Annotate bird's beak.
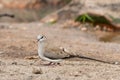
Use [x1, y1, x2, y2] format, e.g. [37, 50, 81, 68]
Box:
[37, 39, 40, 42]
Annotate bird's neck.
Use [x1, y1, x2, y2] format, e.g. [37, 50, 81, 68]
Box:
[38, 42, 45, 57]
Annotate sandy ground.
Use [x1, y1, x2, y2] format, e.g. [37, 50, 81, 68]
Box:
[0, 22, 120, 80]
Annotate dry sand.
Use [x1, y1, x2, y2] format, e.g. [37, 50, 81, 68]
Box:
[0, 22, 120, 80]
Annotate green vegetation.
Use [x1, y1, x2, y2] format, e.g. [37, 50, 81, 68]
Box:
[76, 13, 120, 25]
[75, 13, 94, 23]
[75, 13, 114, 26]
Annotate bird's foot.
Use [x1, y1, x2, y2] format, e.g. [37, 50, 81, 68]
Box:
[45, 62, 61, 66]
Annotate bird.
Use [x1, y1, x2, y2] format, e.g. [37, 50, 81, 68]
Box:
[37, 34, 68, 65]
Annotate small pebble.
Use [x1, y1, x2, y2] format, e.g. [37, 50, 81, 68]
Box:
[103, 26, 107, 31]
[94, 25, 101, 30]
[11, 62, 17, 65]
[32, 67, 43, 74]
[81, 27, 87, 31]
[114, 62, 119, 65]
[55, 77, 61, 80]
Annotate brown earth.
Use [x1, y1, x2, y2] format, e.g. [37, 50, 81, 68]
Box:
[0, 22, 120, 80]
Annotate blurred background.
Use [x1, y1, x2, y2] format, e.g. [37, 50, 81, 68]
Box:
[0, 0, 71, 22]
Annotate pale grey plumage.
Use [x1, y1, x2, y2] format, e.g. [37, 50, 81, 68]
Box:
[37, 35, 63, 63]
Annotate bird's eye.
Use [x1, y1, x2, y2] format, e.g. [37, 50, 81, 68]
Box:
[40, 36, 44, 39]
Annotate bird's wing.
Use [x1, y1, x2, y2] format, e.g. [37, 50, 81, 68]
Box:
[44, 46, 70, 59]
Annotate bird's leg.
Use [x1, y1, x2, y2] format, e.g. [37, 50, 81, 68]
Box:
[48, 62, 53, 65]
[46, 62, 61, 66]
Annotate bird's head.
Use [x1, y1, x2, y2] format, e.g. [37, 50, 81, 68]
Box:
[37, 35, 46, 42]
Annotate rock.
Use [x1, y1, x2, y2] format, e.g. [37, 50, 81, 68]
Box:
[11, 62, 17, 65]
[32, 67, 43, 74]
[94, 25, 101, 30]
[81, 27, 87, 31]
[0, 0, 68, 9]
[55, 77, 61, 80]
[114, 62, 119, 65]
[103, 26, 107, 31]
